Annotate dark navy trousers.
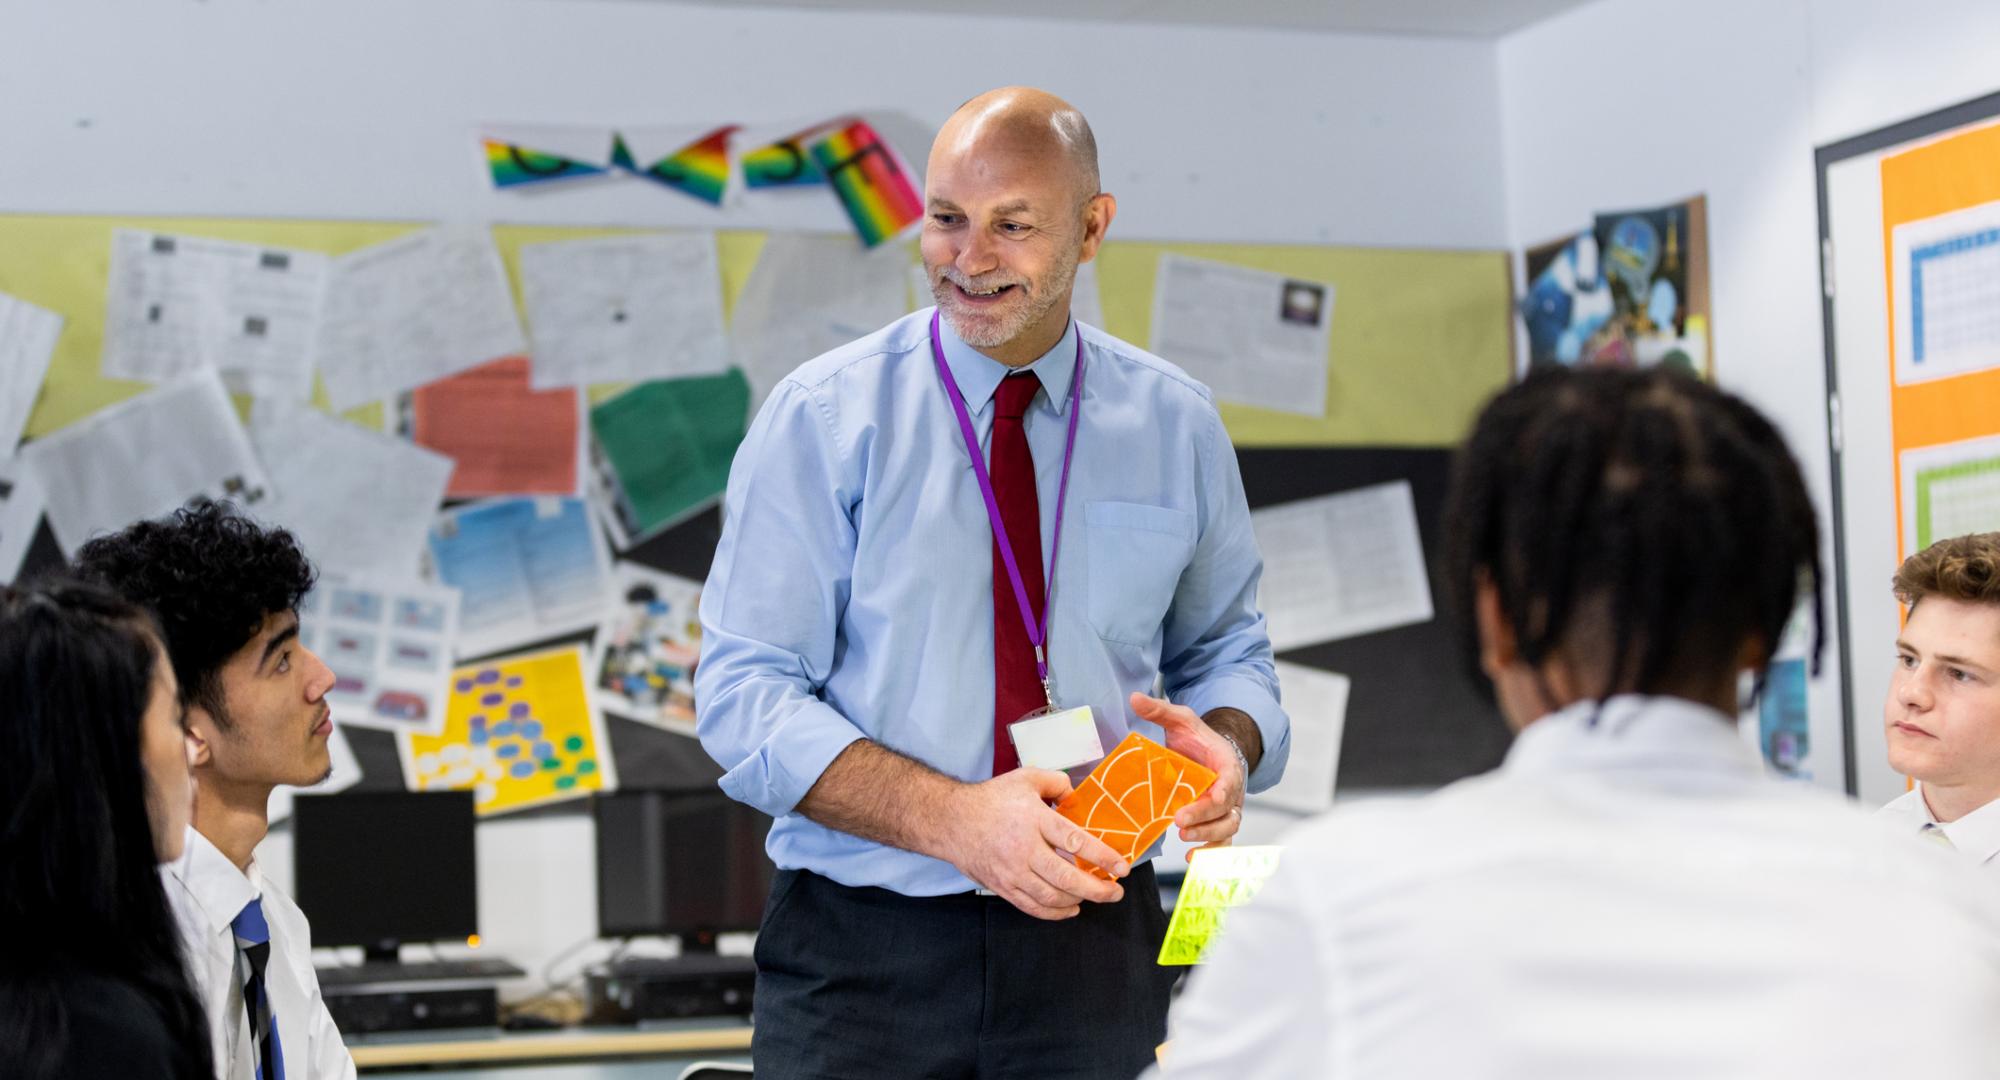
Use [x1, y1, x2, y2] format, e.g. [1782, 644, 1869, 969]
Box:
[751, 862, 1178, 1080]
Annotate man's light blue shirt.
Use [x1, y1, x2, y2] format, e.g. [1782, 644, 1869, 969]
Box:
[696, 307, 1290, 896]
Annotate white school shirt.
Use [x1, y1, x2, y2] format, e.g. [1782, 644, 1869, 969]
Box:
[1153, 695, 2000, 1080]
[162, 826, 356, 1080]
[1879, 785, 2000, 866]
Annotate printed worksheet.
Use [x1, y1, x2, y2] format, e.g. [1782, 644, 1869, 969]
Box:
[1151, 253, 1334, 417]
[102, 230, 329, 399]
[315, 225, 526, 411]
[518, 232, 730, 387]
[426, 495, 613, 659]
[1249, 480, 1433, 650]
[249, 399, 454, 578]
[21, 370, 272, 556]
[0, 291, 62, 454]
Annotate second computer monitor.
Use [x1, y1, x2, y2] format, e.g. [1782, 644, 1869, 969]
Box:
[594, 789, 774, 950]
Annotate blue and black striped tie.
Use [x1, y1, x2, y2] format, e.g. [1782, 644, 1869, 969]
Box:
[232, 898, 286, 1080]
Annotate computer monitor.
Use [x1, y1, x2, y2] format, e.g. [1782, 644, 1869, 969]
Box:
[293, 790, 479, 963]
[594, 789, 774, 951]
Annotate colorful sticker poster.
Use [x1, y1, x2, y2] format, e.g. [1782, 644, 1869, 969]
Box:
[1519, 232, 1613, 370]
[1758, 658, 1811, 781]
[612, 125, 738, 206]
[1585, 198, 1711, 377]
[426, 495, 614, 660]
[1898, 432, 2000, 555]
[740, 120, 838, 189]
[399, 645, 617, 817]
[587, 371, 749, 549]
[589, 562, 703, 735]
[298, 572, 461, 736]
[399, 356, 582, 498]
[1157, 846, 1285, 966]
[478, 125, 613, 190]
[1889, 198, 2000, 387]
[808, 119, 925, 248]
[484, 139, 610, 188]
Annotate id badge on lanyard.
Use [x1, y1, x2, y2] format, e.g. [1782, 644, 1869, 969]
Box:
[930, 311, 1098, 771]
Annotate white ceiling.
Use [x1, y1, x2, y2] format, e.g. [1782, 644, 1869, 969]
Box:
[657, 0, 1601, 38]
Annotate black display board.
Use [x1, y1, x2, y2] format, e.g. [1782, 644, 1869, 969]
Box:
[1236, 447, 1509, 793]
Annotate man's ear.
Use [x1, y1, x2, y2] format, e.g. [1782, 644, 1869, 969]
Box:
[1078, 192, 1117, 263]
[184, 707, 216, 769]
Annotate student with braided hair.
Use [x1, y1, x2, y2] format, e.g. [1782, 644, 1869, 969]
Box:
[1151, 367, 2000, 1080]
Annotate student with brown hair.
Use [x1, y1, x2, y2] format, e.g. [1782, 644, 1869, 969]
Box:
[1881, 531, 2000, 865]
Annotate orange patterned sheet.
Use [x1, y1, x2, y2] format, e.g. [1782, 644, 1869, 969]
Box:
[1055, 732, 1217, 880]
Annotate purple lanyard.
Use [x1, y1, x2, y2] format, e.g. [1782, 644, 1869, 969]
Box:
[929, 310, 1083, 709]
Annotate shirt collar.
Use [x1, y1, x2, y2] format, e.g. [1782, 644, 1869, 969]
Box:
[932, 307, 1080, 420]
[1915, 785, 2000, 864]
[1502, 694, 1763, 781]
[166, 825, 262, 938]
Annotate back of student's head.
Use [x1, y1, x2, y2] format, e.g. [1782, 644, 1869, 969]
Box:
[0, 578, 211, 1079]
[1444, 366, 1822, 702]
[1894, 532, 2000, 612]
[74, 496, 315, 724]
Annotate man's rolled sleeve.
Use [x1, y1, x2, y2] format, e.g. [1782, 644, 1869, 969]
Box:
[1177, 673, 1290, 794]
[696, 377, 865, 817]
[1161, 404, 1291, 795]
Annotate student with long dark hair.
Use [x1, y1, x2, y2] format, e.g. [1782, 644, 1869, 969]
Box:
[0, 578, 212, 1080]
[1153, 367, 2000, 1078]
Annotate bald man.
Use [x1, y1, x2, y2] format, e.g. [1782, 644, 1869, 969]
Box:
[697, 88, 1290, 1079]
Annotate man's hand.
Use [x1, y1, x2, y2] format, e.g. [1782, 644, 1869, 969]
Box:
[1130, 692, 1245, 848]
[943, 768, 1130, 921]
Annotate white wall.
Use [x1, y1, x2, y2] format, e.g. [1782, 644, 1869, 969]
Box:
[0, 0, 1508, 248]
[1498, 0, 2000, 801]
[0, 0, 1512, 990]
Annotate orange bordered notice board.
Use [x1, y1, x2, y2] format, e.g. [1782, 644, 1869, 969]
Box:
[1056, 732, 1216, 880]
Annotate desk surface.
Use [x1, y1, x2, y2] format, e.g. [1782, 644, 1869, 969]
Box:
[350, 1023, 752, 1069]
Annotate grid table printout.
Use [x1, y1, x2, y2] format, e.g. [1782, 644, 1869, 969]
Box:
[1901, 433, 2000, 554]
[1892, 199, 2000, 385]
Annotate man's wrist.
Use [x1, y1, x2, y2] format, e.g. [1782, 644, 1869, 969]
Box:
[1218, 730, 1251, 788]
[1202, 706, 1263, 776]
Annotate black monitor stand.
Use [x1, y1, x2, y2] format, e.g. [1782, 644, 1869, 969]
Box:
[363, 941, 401, 965]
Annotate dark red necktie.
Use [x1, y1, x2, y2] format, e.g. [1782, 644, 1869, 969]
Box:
[990, 372, 1046, 776]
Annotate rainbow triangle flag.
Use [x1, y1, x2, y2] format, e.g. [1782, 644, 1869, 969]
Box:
[483, 139, 608, 188]
[741, 123, 835, 188]
[613, 125, 737, 205]
[808, 120, 924, 248]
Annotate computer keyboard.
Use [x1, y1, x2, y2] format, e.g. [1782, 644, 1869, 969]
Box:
[316, 957, 525, 988]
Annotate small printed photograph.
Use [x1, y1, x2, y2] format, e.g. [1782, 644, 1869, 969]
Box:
[324, 627, 376, 671]
[1279, 280, 1326, 327]
[396, 596, 449, 632]
[590, 563, 704, 734]
[387, 638, 442, 671]
[333, 588, 384, 622]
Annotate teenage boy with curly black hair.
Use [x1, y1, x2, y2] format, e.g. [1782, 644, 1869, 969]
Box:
[76, 498, 355, 1080]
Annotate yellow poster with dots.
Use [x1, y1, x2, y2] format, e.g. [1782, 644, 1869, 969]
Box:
[397, 644, 617, 816]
